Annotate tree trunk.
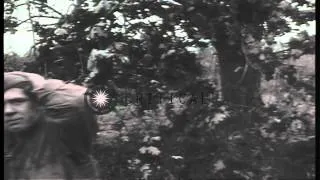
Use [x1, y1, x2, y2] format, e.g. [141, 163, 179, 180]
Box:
[215, 41, 262, 125]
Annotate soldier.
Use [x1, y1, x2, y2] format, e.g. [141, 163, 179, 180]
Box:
[4, 72, 100, 179]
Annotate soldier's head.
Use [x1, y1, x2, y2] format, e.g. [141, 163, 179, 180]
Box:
[4, 74, 41, 133]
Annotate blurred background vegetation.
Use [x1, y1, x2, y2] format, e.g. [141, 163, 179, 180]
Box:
[4, 0, 315, 179]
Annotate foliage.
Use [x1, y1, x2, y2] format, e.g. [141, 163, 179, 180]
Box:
[4, 53, 25, 72]
[4, 0, 315, 179]
[4, 53, 39, 72]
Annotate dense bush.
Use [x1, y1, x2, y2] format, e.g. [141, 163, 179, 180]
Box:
[4, 0, 315, 179]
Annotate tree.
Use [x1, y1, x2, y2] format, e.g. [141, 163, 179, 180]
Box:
[5, 0, 315, 105]
[4, 0, 315, 179]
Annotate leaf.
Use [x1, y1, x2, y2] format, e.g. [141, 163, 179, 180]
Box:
[94, 0, 117, 13]
[259, 54, 266, 60]
[261, 93, 277, 107]
[167, 49, 176, 55]
[234, 66, 242, 72]
[233, 170, 250, 180]
[187, 6, 195, 12]
[54, 28, 68, 36]
[147, 146, 161, 155]
[278, 1, 291, 10]
[171, 155, 183, 160]
[248, 47, 260, 55]
[143, 135, 150, 142]
[139, 146, 161, 156]
[140, 163, 150, 171]
[120, 56, 129, 63]
[161, 5, 170, 9]
[211, 113, 228, 124]
[150, 136, 161, 141]
[150, 80, 160, 84]
[139, 146, 147, 154]
[158, 0, 183, 6]
[121, 135, 129, 142]
[214, 160, 226, 172]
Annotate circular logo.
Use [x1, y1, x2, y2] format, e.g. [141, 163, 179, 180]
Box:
[84, 85, 112, 114]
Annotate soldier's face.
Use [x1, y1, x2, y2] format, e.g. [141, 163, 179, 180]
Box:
[4, 88, 39, 132]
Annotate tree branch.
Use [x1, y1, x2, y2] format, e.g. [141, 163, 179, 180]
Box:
[273, 48, 291, 54]
[4, 54, 9, 62]
[30, 15, 62, 19]
[16, 18, 32, 26]
[41, 23, 60, 26]
[15, 3, 28, 8]
[17, 15, 60, 26]
[27, 2, 36, 57]
[29, 0, 64, 17]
